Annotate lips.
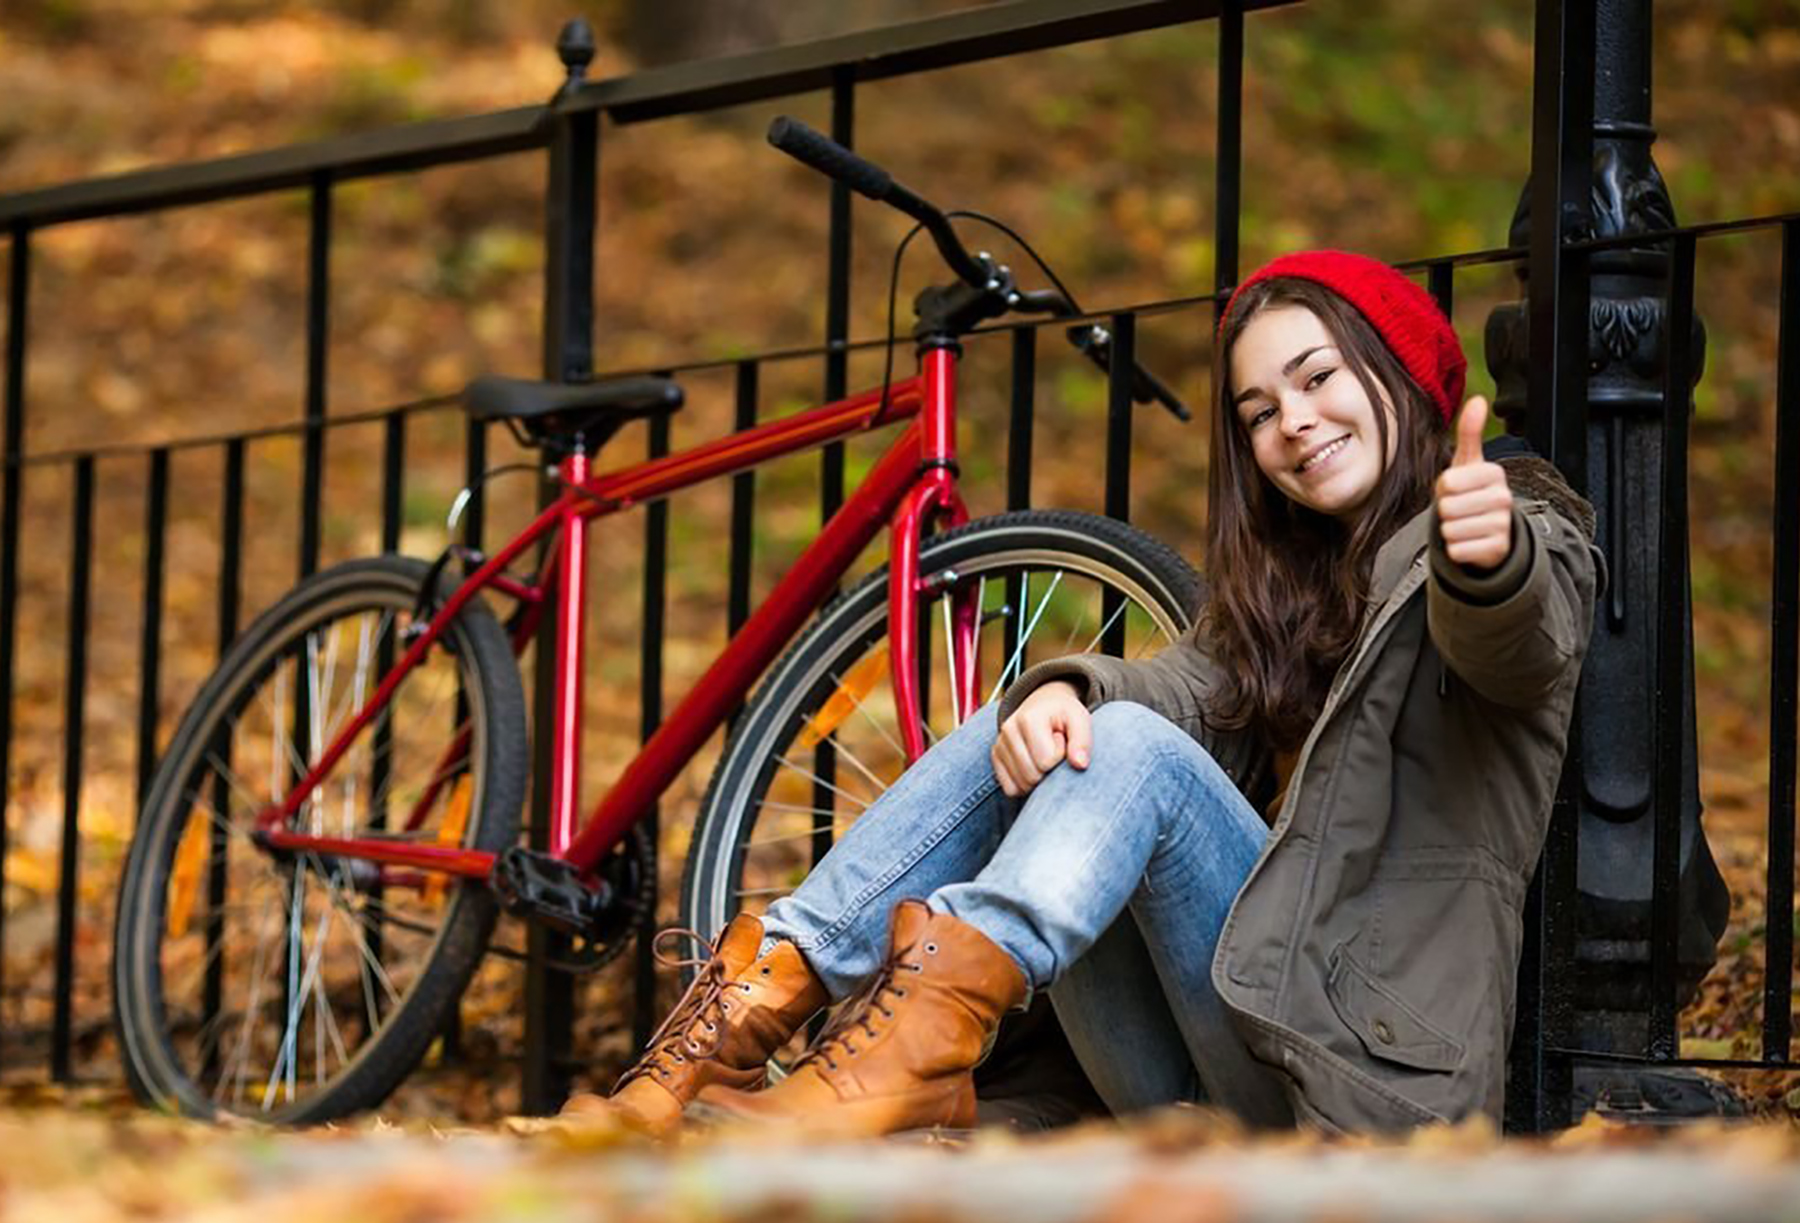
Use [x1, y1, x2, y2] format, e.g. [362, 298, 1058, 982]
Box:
[1295, 434, 1350, 474]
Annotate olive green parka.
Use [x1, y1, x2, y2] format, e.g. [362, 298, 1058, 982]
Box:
[998, 452, 1601, 1131]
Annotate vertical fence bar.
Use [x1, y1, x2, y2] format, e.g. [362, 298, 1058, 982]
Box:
[464, 420, 488, 547]
[300, 173, 331, 580]
[288, 172, 331, 1036]
[1003, 327, 1037, 676]
[51, 455, 94, 1081]
[1214, 0, 1243, 304]
[525, 60, 597, 1113]
[203, 438, 246, 1063]
[0, 227, 29, 1062]
[1103, 313, 1135, 659]
[1765, 221, 1800, 1063]
[1008, 328, 1036, 512]
[381, 413, 405, 554]
[1507, 0, 1595, 1133]
[635, 411, 671, 1052]
[366, 414, 405, 998]
[1649, 232, 1697, 1060]
[810, 71, 857, 873]
[136, 448, 169, 807]
[1428, 261, 1455, 321]
[451, 415, 483, 1061]
[729, 361, 758, 638]
[821, 69, 855, 522]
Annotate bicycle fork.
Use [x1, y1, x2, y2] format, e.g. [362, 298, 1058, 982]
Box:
[887, 346, 980, 762]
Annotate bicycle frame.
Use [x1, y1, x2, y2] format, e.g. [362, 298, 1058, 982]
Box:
[257, 347, 986, 886]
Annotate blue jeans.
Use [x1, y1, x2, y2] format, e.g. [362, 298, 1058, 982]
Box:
[760, 700, 1293, 1127]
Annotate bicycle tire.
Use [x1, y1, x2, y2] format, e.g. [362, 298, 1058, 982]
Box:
[113, 556, 527, 1123]
[681, 509, 1203, 944]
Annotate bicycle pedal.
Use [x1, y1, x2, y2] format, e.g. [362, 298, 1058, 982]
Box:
[491, 846, 608, 936]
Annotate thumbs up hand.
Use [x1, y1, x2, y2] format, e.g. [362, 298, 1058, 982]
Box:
[1435, 396, 1514, 570]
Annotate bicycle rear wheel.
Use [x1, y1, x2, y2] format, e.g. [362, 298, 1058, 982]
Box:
[682, 509, 1202, 942]
[113, 557, 527, 1123]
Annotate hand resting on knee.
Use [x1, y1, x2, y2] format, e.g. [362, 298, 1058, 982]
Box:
[991, 680, 1092, 797]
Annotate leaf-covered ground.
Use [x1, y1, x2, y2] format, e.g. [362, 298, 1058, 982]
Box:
[2, 0, 1799, 1129]
[7, 1088, 1800, 1223]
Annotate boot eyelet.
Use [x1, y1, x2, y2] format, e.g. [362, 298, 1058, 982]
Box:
[924, 942, 939, 954]
[741, 983, 753, 992]
[704, 1021, 717, 1032]
[721, 1000, 732, 1013]
[894, 988, 908, 997]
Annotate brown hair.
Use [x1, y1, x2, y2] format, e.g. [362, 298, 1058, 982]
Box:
[1203, 278, 1450, 751]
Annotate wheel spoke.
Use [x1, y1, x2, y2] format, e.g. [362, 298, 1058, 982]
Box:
[987, 570, 1064, 706]
[1078, 596, 1132, 658]
[822, 733, 896, 799]
[771, 754, 872, 811]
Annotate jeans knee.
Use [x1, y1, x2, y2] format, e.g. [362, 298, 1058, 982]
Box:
[1089, 702, 1195, 758]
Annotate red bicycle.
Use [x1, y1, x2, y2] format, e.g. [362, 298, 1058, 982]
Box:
[112, 119, 1203, 1122]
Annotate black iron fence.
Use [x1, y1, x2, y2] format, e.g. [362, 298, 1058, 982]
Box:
[0, 0, 1795, 1128]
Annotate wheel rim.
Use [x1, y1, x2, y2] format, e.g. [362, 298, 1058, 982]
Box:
[708, 538, 1190, 937]
[129, 585, 493, 1118]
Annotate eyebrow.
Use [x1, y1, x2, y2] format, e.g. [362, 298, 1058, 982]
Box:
[1232, 345, 1332, 408]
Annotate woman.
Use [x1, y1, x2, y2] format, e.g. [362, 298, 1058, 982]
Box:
[571, 250, 1600, 1136]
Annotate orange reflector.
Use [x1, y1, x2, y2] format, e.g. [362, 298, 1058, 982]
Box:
[167, 814, 210, 940]
[424, 776, 473, 907]
[798, 644, 889, 749]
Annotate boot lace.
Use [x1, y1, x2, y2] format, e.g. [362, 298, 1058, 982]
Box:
[614, 928, 745, 1090]
[795, 950, 923, 1074]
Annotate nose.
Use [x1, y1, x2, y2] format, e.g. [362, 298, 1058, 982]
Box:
[1276, 393, 1317, 439]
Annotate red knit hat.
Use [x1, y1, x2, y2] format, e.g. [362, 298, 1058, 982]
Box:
[1221, 250, 1466, 424]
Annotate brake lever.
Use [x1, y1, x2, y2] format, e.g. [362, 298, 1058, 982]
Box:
[1066, 323, 1193, 422]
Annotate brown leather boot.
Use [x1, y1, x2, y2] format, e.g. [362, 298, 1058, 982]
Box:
[694, 899, 1027, 1137]
[561, 914, 826, 1136]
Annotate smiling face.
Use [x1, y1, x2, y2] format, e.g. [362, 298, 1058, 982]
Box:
[1228, 305, 1398, 521]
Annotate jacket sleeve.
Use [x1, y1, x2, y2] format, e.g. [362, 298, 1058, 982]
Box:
[995, 623, 1269, 791]
[1426, 486, 1600, 708]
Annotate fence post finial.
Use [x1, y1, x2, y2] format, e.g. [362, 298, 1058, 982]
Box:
[557, 18, 597, 94]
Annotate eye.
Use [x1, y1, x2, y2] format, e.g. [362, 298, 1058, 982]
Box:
[1244, 404, 1276, 429]
[1304, 367, 1334, 391]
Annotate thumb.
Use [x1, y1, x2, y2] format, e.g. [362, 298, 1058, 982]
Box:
[1453, 396, 1488, 467]
[1064, 704, 1092, 769]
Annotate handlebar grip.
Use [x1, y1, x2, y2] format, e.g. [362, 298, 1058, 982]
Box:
[768, 116, 894, 203]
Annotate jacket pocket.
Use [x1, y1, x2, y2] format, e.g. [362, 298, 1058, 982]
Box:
[1325, 944, 1466, 1073]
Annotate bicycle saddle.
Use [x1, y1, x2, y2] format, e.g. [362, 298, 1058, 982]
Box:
[463, 374, 683, 446]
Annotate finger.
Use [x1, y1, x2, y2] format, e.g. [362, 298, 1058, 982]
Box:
[1001, 722, 1045, 789]
[1439, 510, 1516, 543]
[1436, 485, 1513, 523]
[992, 753, 1020, 797]
[1435, 460, 1506, 497]
[1025, 718, 1067, 774]
[1064, 705, 1092, 769]
[1453, 396, 1489, 467]
[1446, 536, 1510, 569]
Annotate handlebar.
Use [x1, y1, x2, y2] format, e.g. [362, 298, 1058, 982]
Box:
[768, 116, 992, 290]
[767, 116, 1189, 422]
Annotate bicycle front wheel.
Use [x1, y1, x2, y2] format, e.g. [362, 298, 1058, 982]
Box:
[682, 509, 1203, 941]
[113, 556, 528, 1123]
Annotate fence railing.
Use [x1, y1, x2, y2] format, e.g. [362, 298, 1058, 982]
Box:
[0, 0, 1290, 1115]
[1, 0, 1796, 1129]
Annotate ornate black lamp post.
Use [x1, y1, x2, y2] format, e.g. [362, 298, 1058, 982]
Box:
[1486, 0, 1733, 1112]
